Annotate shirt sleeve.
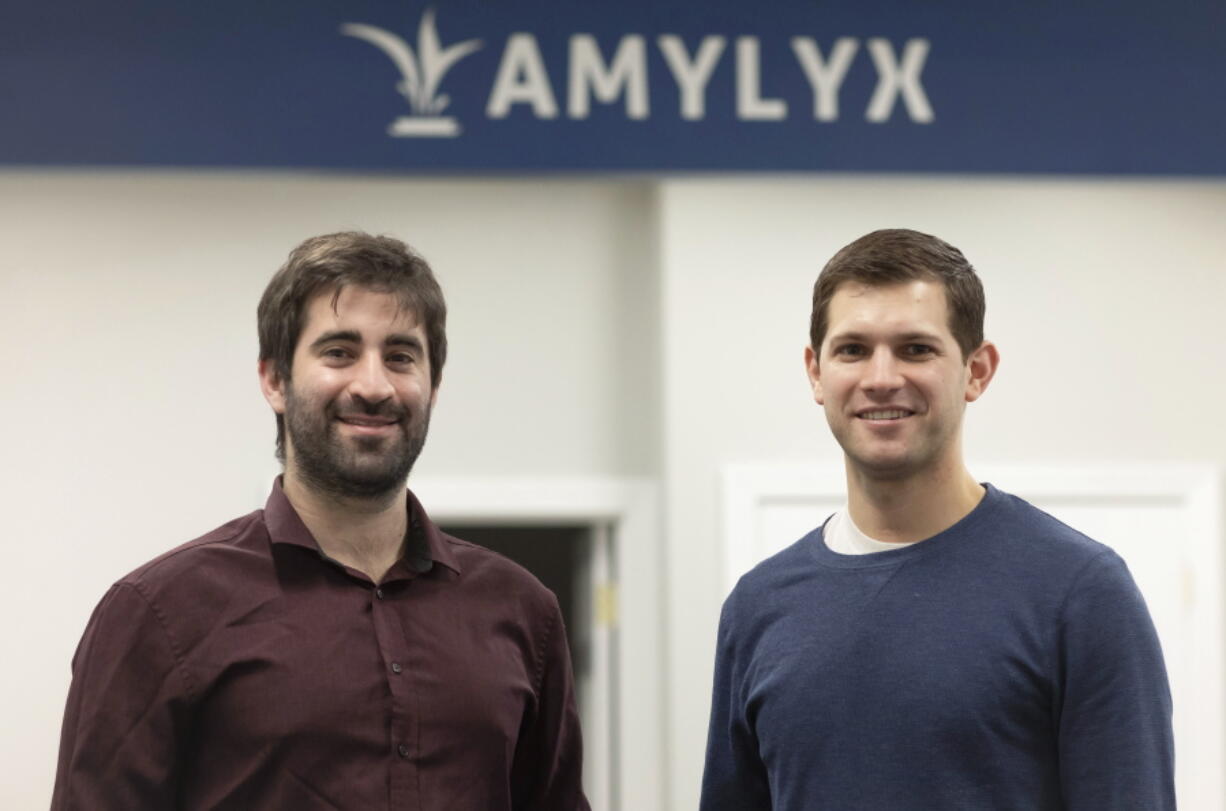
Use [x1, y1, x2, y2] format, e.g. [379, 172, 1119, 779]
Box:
[699, 593, 772, 811]
[510, 594, 590, 811]
[52, 582, 194, 810]
[1055, 549, 1176, 810]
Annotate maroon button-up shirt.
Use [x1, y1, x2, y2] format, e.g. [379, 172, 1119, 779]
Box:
[52, 481, 589, 810]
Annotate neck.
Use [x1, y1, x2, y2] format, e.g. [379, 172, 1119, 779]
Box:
[845, 457, 985, 544]
[281, 469, 408, 582]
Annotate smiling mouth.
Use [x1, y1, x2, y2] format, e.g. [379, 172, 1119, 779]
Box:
[336, 415, 399, 429]
[857, 409, 914, 420]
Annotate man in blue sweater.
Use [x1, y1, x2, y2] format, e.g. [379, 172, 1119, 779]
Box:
[700, 229, 1175, 809]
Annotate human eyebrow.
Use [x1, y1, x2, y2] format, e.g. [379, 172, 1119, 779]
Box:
[309, 330, 362, 350]
[385, 334, 424, 353]
[897, 332, 945, 345]
[826, 331, 945, 351]
[827, 331, 869, 346]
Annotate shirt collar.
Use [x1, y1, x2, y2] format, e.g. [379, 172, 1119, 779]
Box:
[264, 478, 462, 576]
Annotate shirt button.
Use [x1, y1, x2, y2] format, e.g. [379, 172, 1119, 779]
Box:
[397, 743, 409, 758]
[391, 662, 403, 674]
[375, 588, 385, 600]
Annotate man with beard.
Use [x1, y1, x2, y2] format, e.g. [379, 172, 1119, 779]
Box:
[700, 229, 1174, 810]
[52, 232, 589, 810]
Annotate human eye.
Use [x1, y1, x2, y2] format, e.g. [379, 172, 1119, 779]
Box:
[902, 343, 935, 358]
[832, 343, 865, 359]
[386, 351, 417, 366]
[320, 346, 353, 362]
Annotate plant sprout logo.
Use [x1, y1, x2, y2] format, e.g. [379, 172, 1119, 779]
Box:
[341, 9, 481, 138]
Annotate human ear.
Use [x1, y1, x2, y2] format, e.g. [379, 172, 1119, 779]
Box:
[258, 359, 287, 415]
[964, 341, 1000, 403]
[804, 345, 824, 405]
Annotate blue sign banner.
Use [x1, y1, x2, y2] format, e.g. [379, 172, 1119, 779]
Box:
[4, 0, 1224, 174]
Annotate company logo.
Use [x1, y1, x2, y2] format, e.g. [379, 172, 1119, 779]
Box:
[342, 7, 934, 140]
[341, 8, 482, 137]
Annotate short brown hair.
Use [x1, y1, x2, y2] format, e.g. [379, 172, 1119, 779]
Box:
[809, 228, 985, 360]
[257, 231, 447, 460]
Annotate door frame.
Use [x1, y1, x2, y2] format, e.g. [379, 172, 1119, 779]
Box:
[411, 474, 662, 811]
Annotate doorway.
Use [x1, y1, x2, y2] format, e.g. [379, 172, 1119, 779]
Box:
[412, 475, 661, 811]
[437, 521, 619, 810]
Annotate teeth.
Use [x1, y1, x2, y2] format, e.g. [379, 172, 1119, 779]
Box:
[861, 410, 908, 420]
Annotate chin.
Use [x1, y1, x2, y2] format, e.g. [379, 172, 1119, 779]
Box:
[849, 453, 922, 480]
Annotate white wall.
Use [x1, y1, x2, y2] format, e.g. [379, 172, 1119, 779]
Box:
[4, 171, 1225, 809]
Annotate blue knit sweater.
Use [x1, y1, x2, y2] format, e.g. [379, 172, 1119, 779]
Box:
[701, 484, 1174, 810]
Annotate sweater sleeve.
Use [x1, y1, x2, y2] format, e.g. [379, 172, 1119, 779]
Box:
[51, 582, 194, 810]
[700, 592, 772, 811]
[1055, 549, 1175, 810]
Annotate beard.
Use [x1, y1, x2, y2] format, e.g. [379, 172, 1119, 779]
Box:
[283, 384, 431, 501]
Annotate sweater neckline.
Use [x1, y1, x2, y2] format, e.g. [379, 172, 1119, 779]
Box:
[809, 483, 1002, 570]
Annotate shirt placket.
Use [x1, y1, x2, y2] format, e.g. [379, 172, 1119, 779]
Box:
[370, 579, 419, 810]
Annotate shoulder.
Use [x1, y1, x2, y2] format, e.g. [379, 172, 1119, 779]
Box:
[115, 509, 270, 607]
[439, 531, 560, 614]
[976, 486, 1114, 568]
[960, 487, 1149, 617]
[721, 527, 823, 623]
[72, 510, 268, 674]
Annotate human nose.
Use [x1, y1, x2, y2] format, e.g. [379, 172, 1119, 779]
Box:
[348, 351, 395, 404]
[860, 347, 904, 393]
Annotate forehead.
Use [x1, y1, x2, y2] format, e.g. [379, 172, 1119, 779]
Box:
[825, 280, 952, 339]
[298, 286, 424, 342]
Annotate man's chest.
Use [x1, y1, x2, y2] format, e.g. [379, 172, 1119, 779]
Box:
[744, 564, 1057, 776]
[181, 579, 537, 773]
